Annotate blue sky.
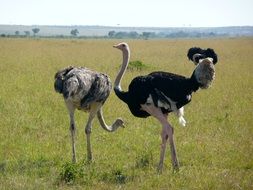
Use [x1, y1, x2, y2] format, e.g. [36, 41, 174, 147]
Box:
[0, 0, 252, 27]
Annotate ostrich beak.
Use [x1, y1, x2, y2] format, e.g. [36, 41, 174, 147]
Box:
[207, 57, 214, 64]
[113, 44, 121, 49]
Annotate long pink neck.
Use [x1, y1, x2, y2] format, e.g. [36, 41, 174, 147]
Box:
[114, 49, 130, 91]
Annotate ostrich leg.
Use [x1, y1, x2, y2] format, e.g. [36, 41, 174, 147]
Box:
[66, 102, 77, 163]
[141, 104, 179, 172]
[69, 112, 77, 163]
[159, 122, 179, 172]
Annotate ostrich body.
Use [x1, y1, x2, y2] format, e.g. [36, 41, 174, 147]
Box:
[54, 66, 124, 163]
[113, 42, 217, 172]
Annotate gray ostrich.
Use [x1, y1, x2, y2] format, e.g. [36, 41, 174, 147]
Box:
[54, 66, 124, 163]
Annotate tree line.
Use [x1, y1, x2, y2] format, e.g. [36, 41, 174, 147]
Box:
[107, 30, 223, 39]
[1, 28, 228, 39]
[1, 28, 80, 38]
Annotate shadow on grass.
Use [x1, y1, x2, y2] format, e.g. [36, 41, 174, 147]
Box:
[57, 152, 165, 186]
[58, 160, 134, 186]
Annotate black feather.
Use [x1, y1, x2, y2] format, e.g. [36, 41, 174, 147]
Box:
[115, 71, 200, 118]
[187, 47, 218, 64]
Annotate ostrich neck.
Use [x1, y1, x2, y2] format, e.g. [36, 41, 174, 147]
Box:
[114, 50, 130, 91]
[189, 70, 201, 92]
[97, 109, 121, 132]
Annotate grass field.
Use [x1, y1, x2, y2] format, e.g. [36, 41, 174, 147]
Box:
[0, 38, 252, 189]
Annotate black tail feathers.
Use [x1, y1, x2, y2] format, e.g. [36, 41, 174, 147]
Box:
[54, 66, 74, 93]
[187, 47, 218, 64]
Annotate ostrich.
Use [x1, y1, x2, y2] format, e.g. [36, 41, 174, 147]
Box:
[54, 66, 124, 163]
[113, 42, 218, 172]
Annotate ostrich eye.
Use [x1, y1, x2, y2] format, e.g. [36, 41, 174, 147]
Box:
[122, 44, 126, 47]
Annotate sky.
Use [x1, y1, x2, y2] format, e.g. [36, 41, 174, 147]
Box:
[0, 0, 252, 27]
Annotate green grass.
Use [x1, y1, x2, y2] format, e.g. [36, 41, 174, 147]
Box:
[0, 38, 252, 189]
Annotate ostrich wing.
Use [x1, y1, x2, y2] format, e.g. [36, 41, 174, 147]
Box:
[81, 74, 112, 108]
[58, 67, 112, 109]
[148, 71, 194, 110]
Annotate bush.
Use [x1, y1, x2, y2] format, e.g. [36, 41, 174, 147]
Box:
[59, 162, 85, 184]
[128, 60, 147, 71]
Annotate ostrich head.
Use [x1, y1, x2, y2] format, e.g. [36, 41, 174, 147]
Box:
[192, 54, 205, 65]
[113, 42, 130, 52]
[193, 57, 215, 89]
[114, 118, 125, 128]
[187, 47, 218, 65]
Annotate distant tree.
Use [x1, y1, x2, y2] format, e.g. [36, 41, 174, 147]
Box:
[15, 31, 20, 36]
[111, 31, 140, 39]
[24, 31, 30, 36]
[114, 31, 128, 38]
[32, 28, 40, 36]
[129, 31, 139, 38]
[209, 32, 216, 37]
[142, 32, 152, 40]
[108, 30, 116, 38]
[70, 29, 79, 37]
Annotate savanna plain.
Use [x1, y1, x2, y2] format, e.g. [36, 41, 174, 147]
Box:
[0, 38, 252, 189]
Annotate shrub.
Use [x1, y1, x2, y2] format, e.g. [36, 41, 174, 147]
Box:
[128, 60, 147, 71]
[60, 162, 83, 184]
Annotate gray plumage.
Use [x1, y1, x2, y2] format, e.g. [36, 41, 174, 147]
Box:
[54, 66, 124, 163]
[55, 66, 111, 109]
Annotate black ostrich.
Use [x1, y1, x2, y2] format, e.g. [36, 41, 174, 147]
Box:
[113, 42, 218, 172]
[54, 66, 124, 163]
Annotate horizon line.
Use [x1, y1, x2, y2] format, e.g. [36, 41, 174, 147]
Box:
[0, 24, 253, 28]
